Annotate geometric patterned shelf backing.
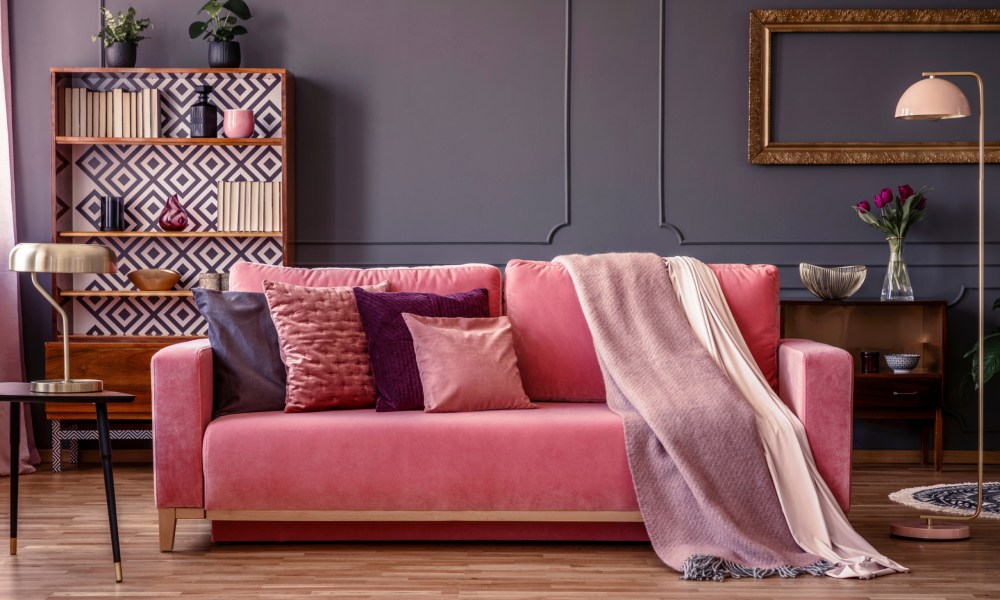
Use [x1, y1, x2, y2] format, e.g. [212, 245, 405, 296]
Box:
[59, 72, 286, 336]
[67, 144, 283, 233]
[71, 235, 283, 336]
[74, 71, 282, 139]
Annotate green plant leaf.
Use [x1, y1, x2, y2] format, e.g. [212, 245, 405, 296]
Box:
[189, 21, 209, 39]
[966, 331, 1000, 387]
[223, 0, 252, 20]
[231, 25, 248, 36]
[993, 298, 1000, 310]
[204, 1, 223, 18]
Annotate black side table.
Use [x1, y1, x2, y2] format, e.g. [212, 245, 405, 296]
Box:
[1, 382, 134, 583]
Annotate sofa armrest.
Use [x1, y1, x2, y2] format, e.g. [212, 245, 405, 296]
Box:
[152, 338, 214, 509]
[778, 338, 853, 512]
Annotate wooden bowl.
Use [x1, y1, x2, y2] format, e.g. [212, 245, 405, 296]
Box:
[127, 268, 181, 291]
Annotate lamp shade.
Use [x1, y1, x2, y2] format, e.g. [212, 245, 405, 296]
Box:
[895, 77, 971, 120]
[8, 243, 117, 274]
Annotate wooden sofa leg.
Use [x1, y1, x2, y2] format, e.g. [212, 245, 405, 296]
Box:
[158, 508, 177, 552]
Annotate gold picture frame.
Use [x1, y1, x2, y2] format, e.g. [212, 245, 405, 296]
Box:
[748, 9, 1000, 165]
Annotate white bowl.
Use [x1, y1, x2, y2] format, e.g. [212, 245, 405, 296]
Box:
[885, 353, 920, 374]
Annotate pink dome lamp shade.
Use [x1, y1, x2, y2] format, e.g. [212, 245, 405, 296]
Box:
[894, 75, 971, 120]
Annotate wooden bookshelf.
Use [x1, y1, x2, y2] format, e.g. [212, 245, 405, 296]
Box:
[44, 67, 295, 460]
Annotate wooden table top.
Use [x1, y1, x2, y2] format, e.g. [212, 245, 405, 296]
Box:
[0, 382, 134, 404]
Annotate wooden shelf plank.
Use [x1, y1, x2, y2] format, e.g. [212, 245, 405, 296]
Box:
[60, 290, 193, 298]
[58, 231, 281, 238]
[53, 67, 287, 75]
[56, 136, 279, 146]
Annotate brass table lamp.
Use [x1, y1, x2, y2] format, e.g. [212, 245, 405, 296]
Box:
[8, 243, 117, 393]
[891, 72, 985, 540]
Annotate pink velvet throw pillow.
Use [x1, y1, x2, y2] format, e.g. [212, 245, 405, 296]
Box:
[263, 279, 389, 412]
[402, 314, 534, 413]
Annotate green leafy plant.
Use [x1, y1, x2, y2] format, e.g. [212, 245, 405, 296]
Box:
[965, 298, 1000, 388]
[189, 0, 252, 42]
[91, 7, 151, 47]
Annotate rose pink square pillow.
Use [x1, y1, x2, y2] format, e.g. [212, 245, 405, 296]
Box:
[263, 279, 389, 412]
[402, 314, 534, 413]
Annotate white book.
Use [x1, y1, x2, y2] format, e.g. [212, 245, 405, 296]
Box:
[151, 89, 161, 137]
[122, 92, 131, 138]
[142, 89, 152, 139]
[83, 89, 91, 136]
[233, 182, 242, 232]
[274, 182, 282, 232]
[135, 92, 143, 138]
[242, 182, 250, 232]
[263, 181, 273, 232]
[130, 92, 138, 138]
[107, 92, 114, 137]
[62, 88, 71, 136]
[250, 181, 260, 232]
[112, 89, 123, 137]
[70, 88, 79, 136]
[216, 181, 225, 231]
[89, 91, 97, 137]
[228, 182, 238, 232]
[97, 92, 105, 137]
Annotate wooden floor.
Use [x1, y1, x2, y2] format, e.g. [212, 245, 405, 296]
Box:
[0, 463, 998, 599]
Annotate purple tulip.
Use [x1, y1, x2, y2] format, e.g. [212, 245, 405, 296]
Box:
[873, 188, 891, 209]
[916, 196, 927, 210]
[855, 200, 871, 214]
[898, 184, 914, 200]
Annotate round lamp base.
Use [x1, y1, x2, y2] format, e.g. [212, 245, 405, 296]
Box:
[889, 519, 970, 540]
[30, 379, 103, 394]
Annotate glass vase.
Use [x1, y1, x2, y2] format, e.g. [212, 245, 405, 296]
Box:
[881, 236, 914, 301]
[158, 194, 189, 231]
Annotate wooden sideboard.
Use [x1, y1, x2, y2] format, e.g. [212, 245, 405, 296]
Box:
[780, 300, 946, 469]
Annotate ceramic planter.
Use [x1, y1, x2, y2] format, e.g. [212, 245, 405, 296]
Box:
[208, 41, 241, 68]
[105, 42, 137, 68]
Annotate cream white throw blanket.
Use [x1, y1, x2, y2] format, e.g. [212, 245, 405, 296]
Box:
[555, 253, 905, 580]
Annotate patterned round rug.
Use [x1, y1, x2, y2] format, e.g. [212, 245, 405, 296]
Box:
[889, 482, 1000, 519]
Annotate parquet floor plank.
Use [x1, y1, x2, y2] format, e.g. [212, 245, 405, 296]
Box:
[0, 464, 997, 599]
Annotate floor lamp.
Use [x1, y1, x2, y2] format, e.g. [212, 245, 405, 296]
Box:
[891, 72, 985, 540]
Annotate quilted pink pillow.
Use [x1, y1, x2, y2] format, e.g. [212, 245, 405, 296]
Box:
[263, 279, 389, 412]
[402, 314, 534, 413]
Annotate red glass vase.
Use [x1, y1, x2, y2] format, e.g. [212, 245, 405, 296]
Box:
[158, 194, 189, 231]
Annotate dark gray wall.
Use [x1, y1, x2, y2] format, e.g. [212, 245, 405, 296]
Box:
[9, 0, 999, 452]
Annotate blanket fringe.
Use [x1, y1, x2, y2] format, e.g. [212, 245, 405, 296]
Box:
[680, 554, 834, 581]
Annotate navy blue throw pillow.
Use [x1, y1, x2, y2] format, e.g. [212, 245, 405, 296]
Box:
[193, 288, 286, 418]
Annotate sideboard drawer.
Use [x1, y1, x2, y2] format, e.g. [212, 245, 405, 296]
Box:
[854, 377, 941, 409]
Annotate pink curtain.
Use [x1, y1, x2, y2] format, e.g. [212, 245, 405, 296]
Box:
[0, 0, 39, 476]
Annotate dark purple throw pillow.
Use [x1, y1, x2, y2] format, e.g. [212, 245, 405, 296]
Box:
[193, 288, 286, 419]
[353, 287, 489, 412]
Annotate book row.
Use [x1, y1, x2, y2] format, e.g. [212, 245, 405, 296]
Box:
[216, 181, 283, 233]
[59, 87, 162, 138]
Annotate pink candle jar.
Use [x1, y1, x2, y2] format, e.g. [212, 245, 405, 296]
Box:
[223, 109, 255, 138]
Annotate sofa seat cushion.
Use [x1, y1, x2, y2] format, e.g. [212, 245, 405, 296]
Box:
[202, 402, 638, 512]
[230, 262, 504, 317]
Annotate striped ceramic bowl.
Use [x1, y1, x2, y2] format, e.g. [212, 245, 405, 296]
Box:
[799, 264, 867, 301]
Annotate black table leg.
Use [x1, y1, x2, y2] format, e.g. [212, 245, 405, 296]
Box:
[8, 401, 18, 556]
[95, 403, 122, 583]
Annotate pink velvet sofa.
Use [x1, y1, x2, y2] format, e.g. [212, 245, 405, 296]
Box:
[152, 260, 853, 551]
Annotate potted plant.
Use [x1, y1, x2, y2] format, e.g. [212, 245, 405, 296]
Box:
[189, 0, 253, 68]
[92, 6, 152, 68]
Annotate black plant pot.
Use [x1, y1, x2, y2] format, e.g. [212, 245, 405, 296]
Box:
[208, 41, 241, 68]
[105, 42, 137, 68]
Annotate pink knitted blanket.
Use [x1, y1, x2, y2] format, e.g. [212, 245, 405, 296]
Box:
[556, 253, 830, 580]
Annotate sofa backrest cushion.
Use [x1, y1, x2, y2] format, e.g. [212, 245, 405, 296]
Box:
[504, 260, 779, 401]
[230, 262, 504, 317]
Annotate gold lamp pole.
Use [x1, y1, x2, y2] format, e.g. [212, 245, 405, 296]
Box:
[8, 243, 117, 393]
[890, 72, 985, 540]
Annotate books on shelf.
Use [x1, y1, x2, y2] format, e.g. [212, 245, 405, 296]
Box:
[60, 87, 161, 138]
[216, 180, 283, 233]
